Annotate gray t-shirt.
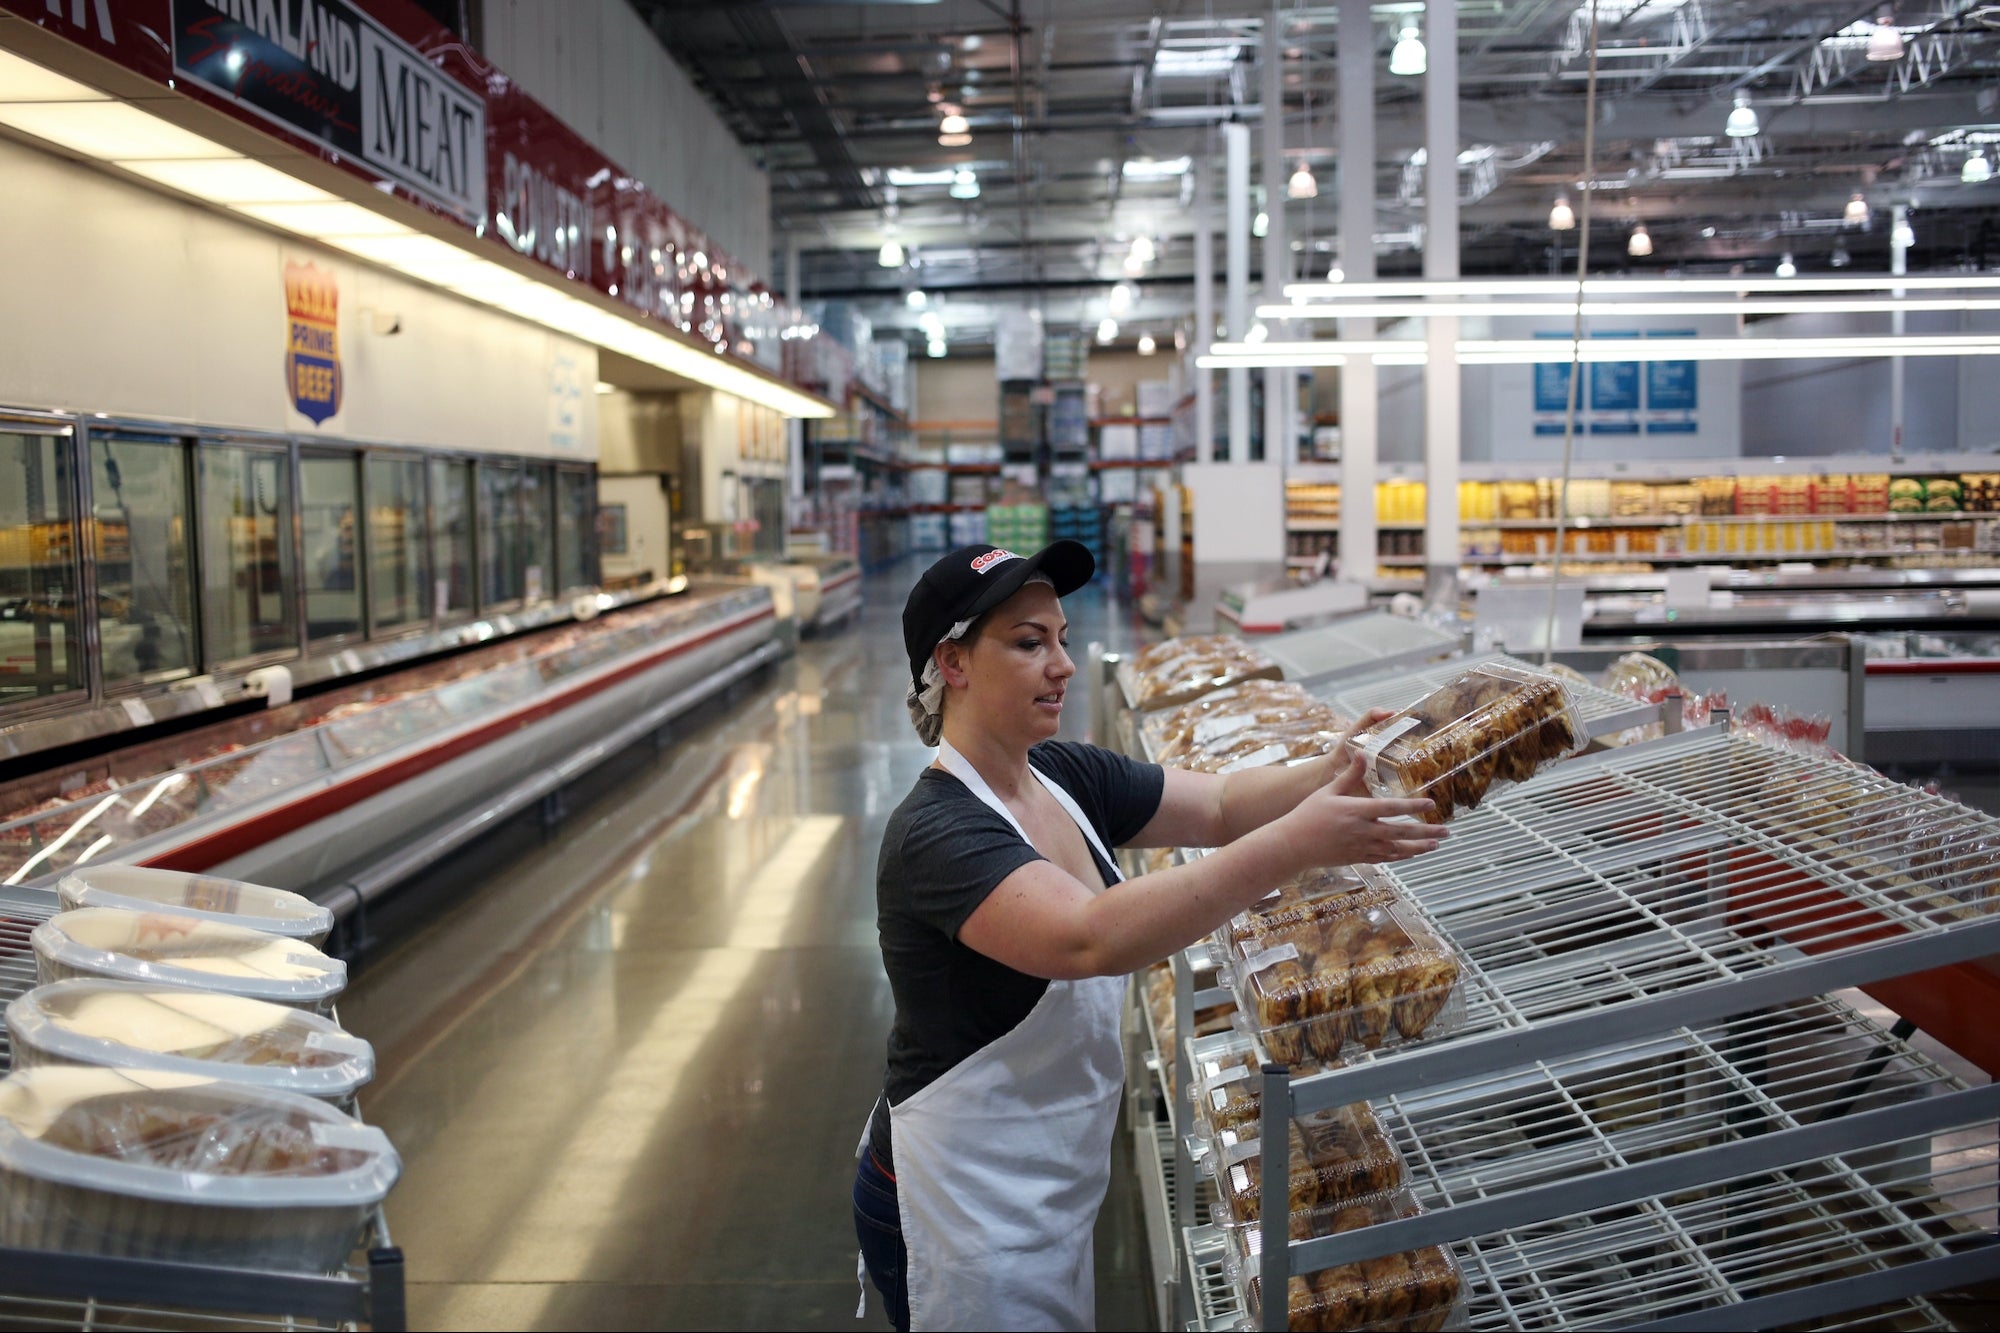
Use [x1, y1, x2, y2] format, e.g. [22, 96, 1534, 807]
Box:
[868, 740, 1165, 1169]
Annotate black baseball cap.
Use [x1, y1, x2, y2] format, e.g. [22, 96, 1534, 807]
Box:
[904, 541, 1096, 691]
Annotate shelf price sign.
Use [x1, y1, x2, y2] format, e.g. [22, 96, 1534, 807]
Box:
[1645, 330, 1699, 435]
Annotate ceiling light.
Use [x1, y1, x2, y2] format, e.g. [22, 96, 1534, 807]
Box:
[1109, 282, 1135, 313]
[1281, 274, 2000, 300]
[918, 311, 945, 334]
[1138, 334, 1157, 355]
[594, 381, 618, 395]
[887, 167, 957, 187]
[1253, 210, 1269, 238]
[906, 289, 927, 308]
[116, 158, 337, 205]
[1865, 14, 1905, 62]
[0, 46, 102, 100]
[1326, 261, 1345, 283]
[1287, 164, 1319, 200]
[962, 34, 982, 52]
[1130, 235, 1157, 263]
[1965, 150, 1993, 185]
[1725, 92, 1759, 138]
[1627, 223, 1653, 257]
[1122, 156, 1192, 180]
[879, 238, 906, 267]
[0, 100, 230, 160]
[1776, 253, 1797, 278]
[1153, 45, 1241, 78]
[938, 132, 972, 147]
[1122, 253, 1146, 277]
[1245, 322, 1269, 344]
[1892, 215, 1915, 249]
[1549, 195, 1576, 230]
[950, 169, 980, 199]
[1389, 25, 1427, 77]
[1831, 244, 1852, 268]
[1199, 333, 2000, 369]
[1846, 192, 1870, 226]
[1096, 318, 1118, 343]
[928, 339, 947, 358]
[236, 201, 414, 237]
[939, 113, 969, 135]
[1262, 295, 2000, 320]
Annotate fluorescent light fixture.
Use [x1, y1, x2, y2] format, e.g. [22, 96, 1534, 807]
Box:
[1282, 274, 2000, 299]
[1865, 14, 1906, 61]
[887, 167, 957, 187]
[595, 381, 618, 395]
[879, 238, 906, 267]
[1245, 322, 1269, 344]
[1725, 92, 1758, 138]
[0, 100, 228, 160]
[1389, 26, 1427, 77]
[1846, 192, 1869, 226]
[950, 169, 980, 199]
[939, 113, 970, 135]
[0, 47, 103, 101]
[918, 310, 945, 333]
[1549, 195, 1576, 231]
[1964, 150, 1993, 185]
[1154, 45, 1240, 78]
[1122, 156, 1192, 180]
[116, 157, 339, 205]
[1776, 253, 1797, 279]
[1201, 334, 2000, 369]
[928, 339, 947, 358]
[235, 200, 416, 237]
[1262, 296, 2000, 320]
[1287, 164, 1319, 200]
[1138, 333, 1157, 355]
[1627, 223, 1653, 257]
[1130, 235, 1157, 263]
[1096, 317, 1118, 343]
[906, 288, 928, 309]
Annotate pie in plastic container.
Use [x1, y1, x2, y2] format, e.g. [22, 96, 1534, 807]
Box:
[31, 909, 347, 1012]
[58, 866, 333, 947]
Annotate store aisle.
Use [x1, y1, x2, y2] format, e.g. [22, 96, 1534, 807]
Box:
[338, 560, 1157, 1331]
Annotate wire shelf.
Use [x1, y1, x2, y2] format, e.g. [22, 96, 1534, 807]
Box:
[1313, 650, 1661, 739]
[0, 889, 60, 1068]
[1256, 614, 1465, 689]
[0, 1293, 350, 1330]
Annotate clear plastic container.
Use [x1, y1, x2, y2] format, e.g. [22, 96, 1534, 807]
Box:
[1204, 1102, 1405, 1227]
[1180, 719, 1349, 776]
[58, 866, 334, 947]
[1143, 679, 1319, 756]
[7, 980, 373, 1102]
[1346, 663, 1588, 824]
[1186, 1031, 1263, 1141]
[32, 909, 347, 1013]
[1229, 904, 1465, 1068]
[0, 1067, 398, 1271]
[1219, 867, 1399, 956]
[1230, 1192, 1465, 1332]
[1122, 636, 1284, 712]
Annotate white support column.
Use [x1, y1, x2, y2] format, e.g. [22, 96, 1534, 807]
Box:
[1194, 155, 1217, 464]
[785, 233, 805, 501]
[1422, 0, 1460, 603]
[1338, 0, 1377, 587]
[1226, 121, 1252, 464]
[1891, 203, 1908, 458]
[1261, 7, 1296, 472]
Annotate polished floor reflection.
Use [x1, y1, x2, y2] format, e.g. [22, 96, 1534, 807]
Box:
[339, 559, 1157, 1331]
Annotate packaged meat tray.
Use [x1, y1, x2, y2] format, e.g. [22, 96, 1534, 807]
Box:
[1230, 1190, 1465, 1332]
[7, 980, 374, 1103]
[1219, 866, 1399, 955]
[1228, 904, 1465, 1068]
[1346, 663, 1586, 824]
[0, 1067, 398, 1271]
[32, 910, 347, 1012]
[58, 866, 334, 947]
[1203, 1102, 1405, 1226]
[1121, 635, 1284, 712]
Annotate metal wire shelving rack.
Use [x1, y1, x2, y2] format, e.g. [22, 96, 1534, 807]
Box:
[0, 888, 405, 1331]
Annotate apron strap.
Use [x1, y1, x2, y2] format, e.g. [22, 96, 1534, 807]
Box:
[935, 739, 1124, 885]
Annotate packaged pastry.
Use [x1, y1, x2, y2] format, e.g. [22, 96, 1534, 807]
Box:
[7, 980, 373, 1102]
[1123, 636, 1284, 712]
[1220, 866, 1399, 955]
[32, 909, 347, 1012]
[1158, 697, 1340, 767]
[1230, 904, 1464, 1067]
[1144, 679, 1319, 755]
[1186, 1031, 1263, 1140]
[1347, 664, 1586, 824]
[1182, 719, 1350, 776]
[58, 866, 333, 947]
[1232, 1191, 1464, 1333]
[0, 1067, 398, 1271]
[1205, 1103, 1404, 1226]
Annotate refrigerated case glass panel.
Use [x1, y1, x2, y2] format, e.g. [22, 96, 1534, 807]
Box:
[0, 430, 84, 708]
[557, 469, 592, 592]
[478, 461, 522, 608]
[431, 458, 473, 621]
[90, 435, 197, 687]
[521, 463, 554, 603]
[200, 444, 297, 664]
[300, 453, 361, 641]
[367, 456, 428, 633]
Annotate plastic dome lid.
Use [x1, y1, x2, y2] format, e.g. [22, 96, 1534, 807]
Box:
[58, 867, 333, 945]
[7, 979, 374, 1100]
[32, 909, 347, 1008]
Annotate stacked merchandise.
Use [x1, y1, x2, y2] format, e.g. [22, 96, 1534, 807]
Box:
[1045, 332, 1088, 381]
[1047, 469, 1102, 568]
[1048, 383, 1089, 451]
[876, 337, 911, 417]
[986, 502, 1048, 553]
[999, 383, 1038, 460]
[0, 866, 399, 1278]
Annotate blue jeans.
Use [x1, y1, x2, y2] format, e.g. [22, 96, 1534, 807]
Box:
[852, 1148, 910, 1332]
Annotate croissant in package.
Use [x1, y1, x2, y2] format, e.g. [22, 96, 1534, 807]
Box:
[1143, 678, 1316, 755]
[1222, 866, 1398, 954]
[1348, 663, 1587, 824]
[1124, 635, 1284, 712]
[1237, 1189, 1463, 1332]
[1211, 1102, 1404, 1226]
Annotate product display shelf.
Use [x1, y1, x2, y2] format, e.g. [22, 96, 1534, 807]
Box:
[1247, 615, 1468, 694]
[1315, 651, 1662, 741]
[0, 887, 404, 1329]
[1236, 725, 2000, 1330]
[0, 587, 775, 888]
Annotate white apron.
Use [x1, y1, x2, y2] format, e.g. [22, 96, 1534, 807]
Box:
[882, 740, 1128, 1332]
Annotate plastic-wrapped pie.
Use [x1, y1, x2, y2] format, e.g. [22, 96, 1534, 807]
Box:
[1231, 905, 1464, 1067]
[58, 866, 333, 947]
[32, 909, 347, 1012]
[0, 1067, 398, 1271]
[1205, 1103, 1404, 1227]
[1347, 663, 1587, 824]
[7, 980, 373, 1102]
[1233, 1191, 1464, 1333]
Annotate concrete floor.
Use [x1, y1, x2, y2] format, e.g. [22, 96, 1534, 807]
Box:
[337, 559, 1159, 1332]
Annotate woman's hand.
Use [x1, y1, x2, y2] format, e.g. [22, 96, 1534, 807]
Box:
[1282, 753, 1448, 868]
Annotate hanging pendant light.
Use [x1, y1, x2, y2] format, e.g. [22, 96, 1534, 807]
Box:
[878, 237, 905, 268]
[1845, 192, 1869, 227]
[1627, 222, 1653, 257]
[1865, 12, 1905, 62]
[1892, 214, 1915, 249]
[1109, 281, 1135, 314]
[1325, 260, 1345, 283]
[1549, 195, 1576, 231]
[927, 339, 947, 358]
[1130, 235, 1157, 263]
[1287, 163, 1319, 200]
[1776, 253, 1797, 279]
[1096, 318, 1117, 344]
[1389, 25, 1427, 77]
[1725, 92, 1759, 138]
[906, 288, 927, 309]
[938, 112, 969, 135]
[1964, 149, 1993, 185]
[949, 169, 980, 200]
[1245, 322, 1269, 344]
[1137, 334, 1157, 355]
[1253, 210, 1269, 238]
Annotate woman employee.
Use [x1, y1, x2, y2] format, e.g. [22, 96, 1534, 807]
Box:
[855, 541, 1448, 1332]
